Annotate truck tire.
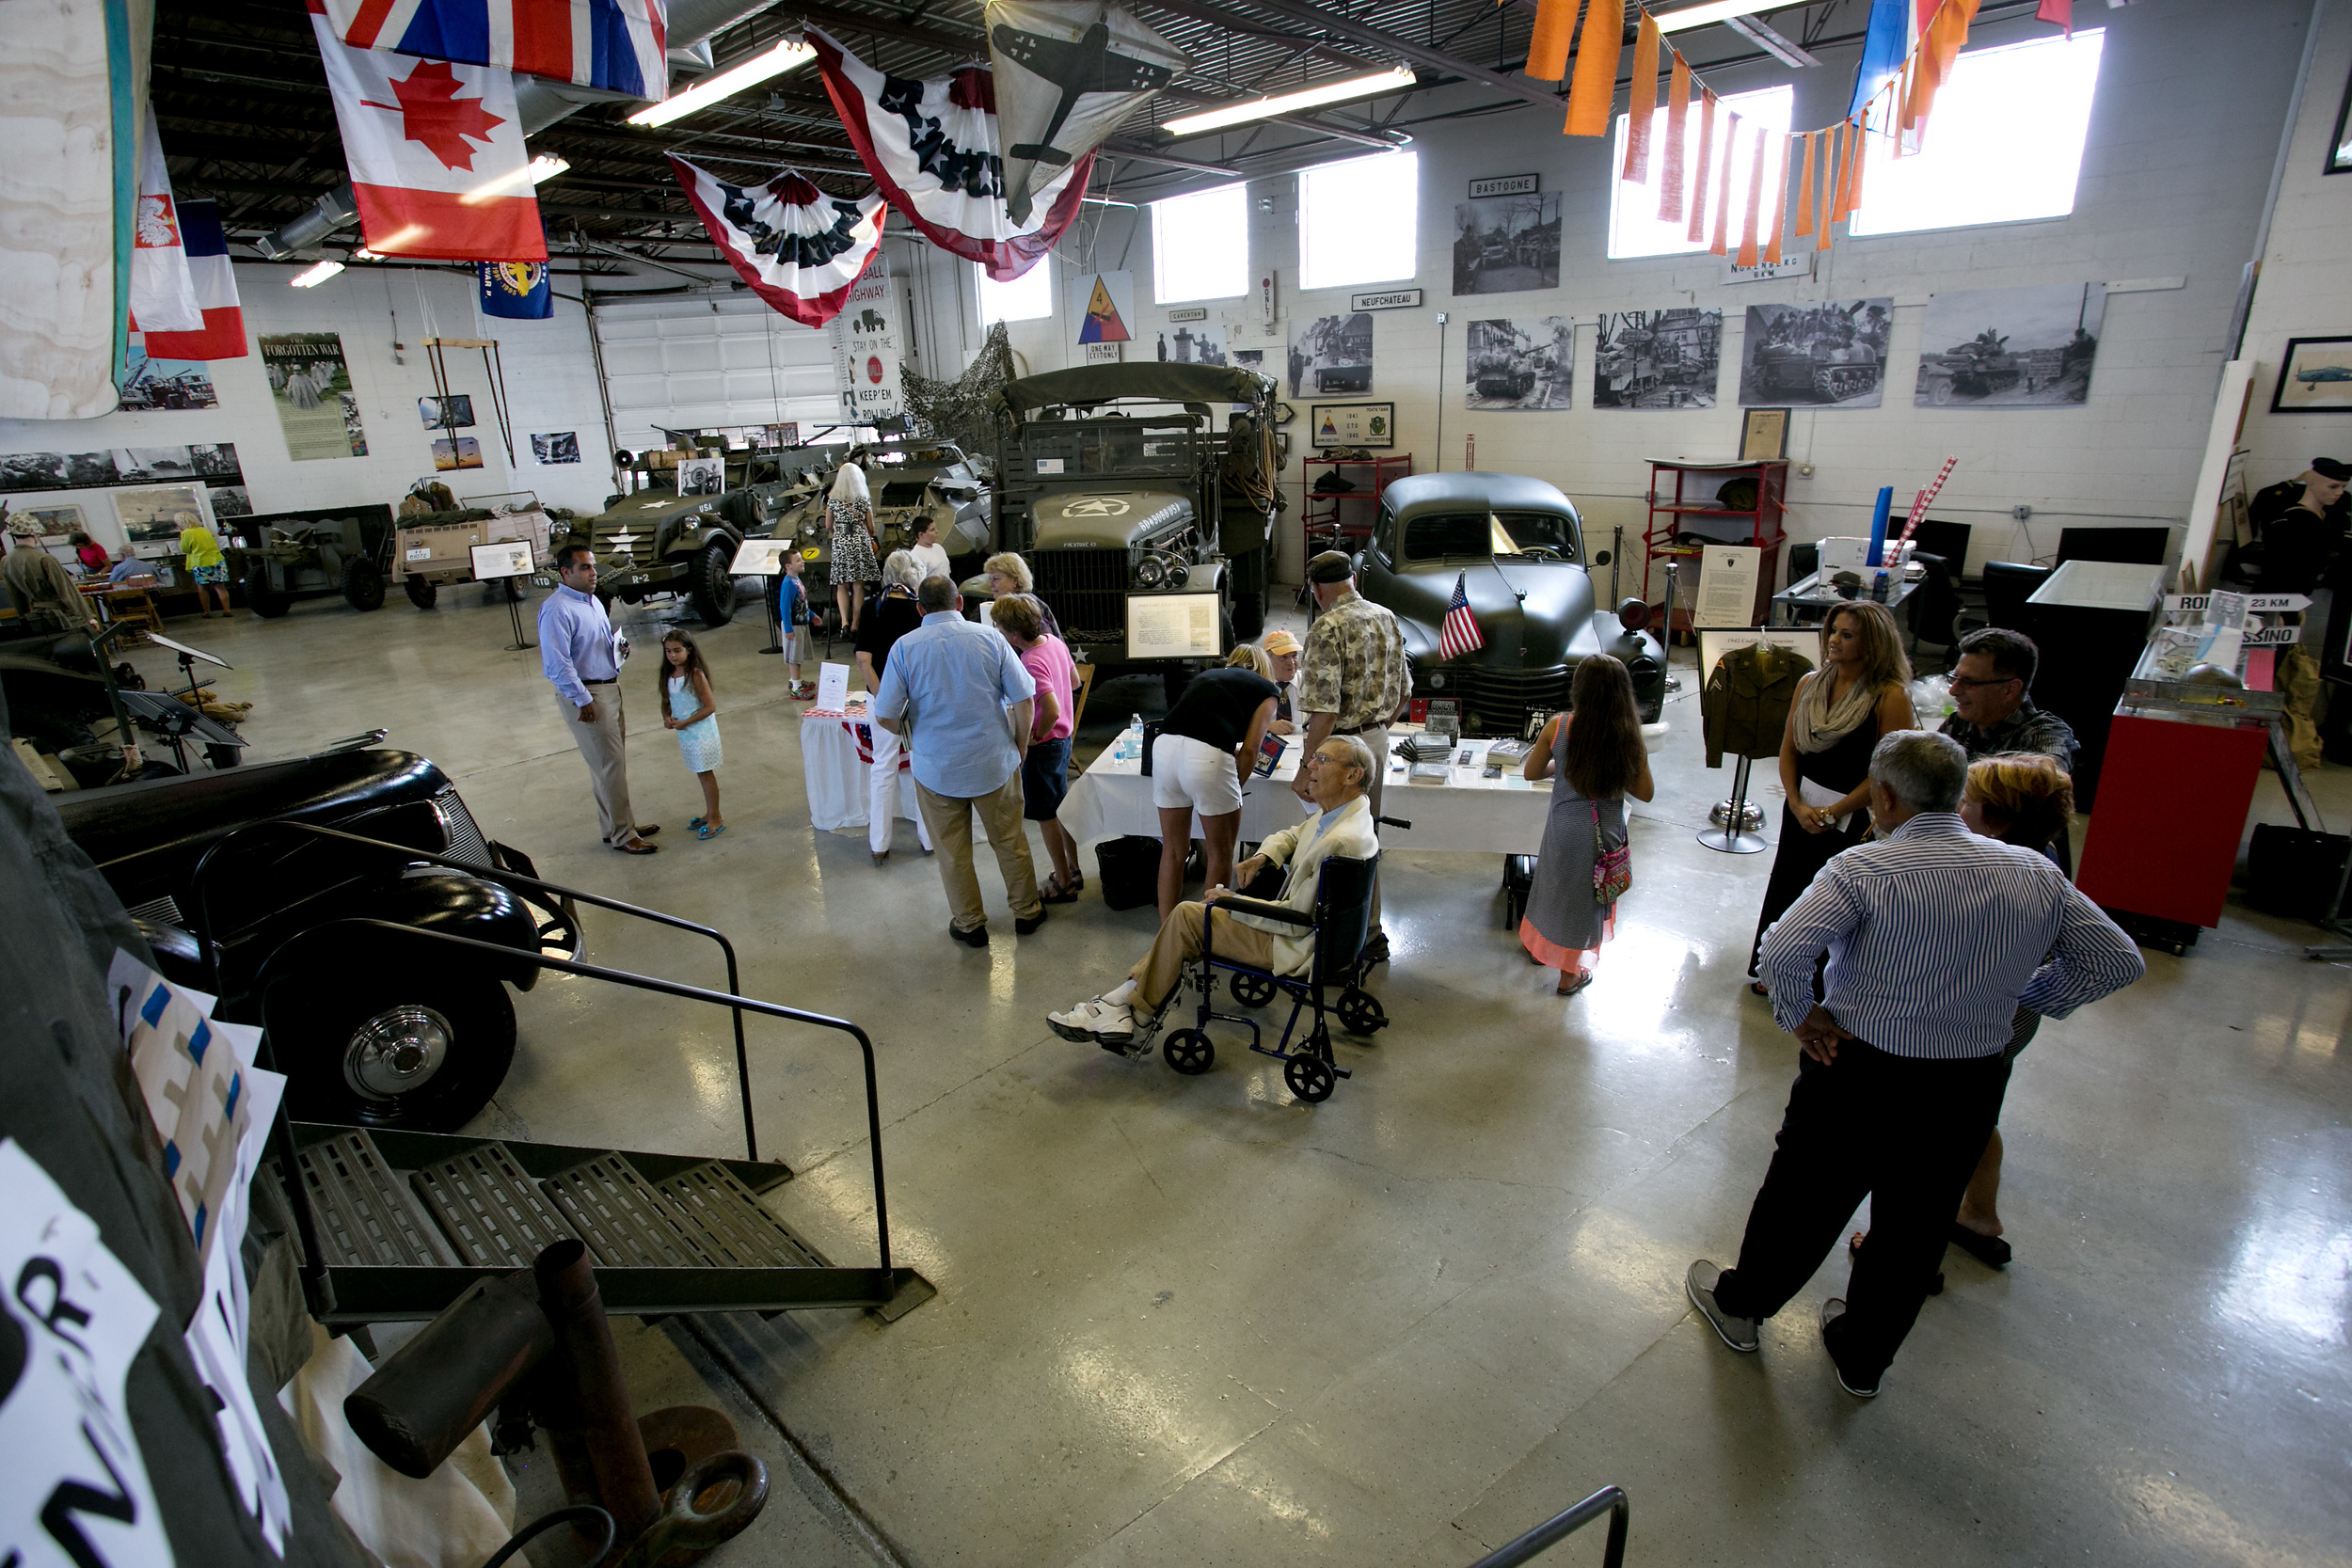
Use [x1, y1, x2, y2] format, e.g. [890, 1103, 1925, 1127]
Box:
[246, 565, 291, 618]
[405, 576, 438, 609]
[342, 558, 386, 610]
[268, 971, 516, 1132]
[688, 537, 739, 626]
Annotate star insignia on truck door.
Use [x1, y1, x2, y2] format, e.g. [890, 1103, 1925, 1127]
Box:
[1063, 497, 1130, 516]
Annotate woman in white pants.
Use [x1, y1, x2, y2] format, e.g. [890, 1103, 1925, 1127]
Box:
[857, 551, 932, 864]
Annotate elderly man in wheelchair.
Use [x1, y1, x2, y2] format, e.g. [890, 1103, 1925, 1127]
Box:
[1049, 734, 1386, 1096]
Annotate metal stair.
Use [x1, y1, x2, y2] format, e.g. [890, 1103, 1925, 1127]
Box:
[291, 1123, 921, 1323]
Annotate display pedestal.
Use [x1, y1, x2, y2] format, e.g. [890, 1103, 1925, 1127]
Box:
[757, 579, 784, 655]
[1698, 752, 1769, 854]
[503, 589, 533, 651]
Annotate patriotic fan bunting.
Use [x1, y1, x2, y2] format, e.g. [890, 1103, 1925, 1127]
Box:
[805, 27, 1091, 281]
[667, 154, 888, 327]
[1438, 571, 1486, 661]
[317, 0, 669, 100]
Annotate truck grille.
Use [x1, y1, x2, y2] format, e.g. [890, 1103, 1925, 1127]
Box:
[1033, 548, 1130, 638]
[1414, 664, 1571, 736]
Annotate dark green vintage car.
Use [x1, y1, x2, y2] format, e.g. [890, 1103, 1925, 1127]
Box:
[1358, 471, 1667, 735]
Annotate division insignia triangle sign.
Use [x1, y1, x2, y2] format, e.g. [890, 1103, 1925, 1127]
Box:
[1319, 412, 1340, 441]
[1080, 275, 1130, 342]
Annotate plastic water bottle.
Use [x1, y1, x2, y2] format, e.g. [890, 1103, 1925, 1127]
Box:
[1870, 570, 1891, 603]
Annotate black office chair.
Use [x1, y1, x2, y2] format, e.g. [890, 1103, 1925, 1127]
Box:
[1905, 552, 1963, 665]
[1787, 541, 1820, 584]
[1910, 518, 1973, 572]
[1162, 852, 1387, 1102]
[1979, 562, 2053, 633]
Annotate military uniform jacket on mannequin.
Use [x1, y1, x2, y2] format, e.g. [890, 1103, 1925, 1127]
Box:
[1701, 642, 1815, 767]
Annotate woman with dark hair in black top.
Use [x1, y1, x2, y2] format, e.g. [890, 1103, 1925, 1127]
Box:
[854, 551, 933, 864]
[1149, 659, 1279, 921]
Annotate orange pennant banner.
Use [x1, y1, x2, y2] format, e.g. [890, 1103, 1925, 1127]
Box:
[1815, 124, 1836, 251]
[1792, 129, 1815, 237]
[1622, 13, 1662, 182]
[1524, 0, 1578, 83]
[1659, 53, 1691, 224]
[1737, 131, 1765, 266]
[1764, 133, 1788, 263]
[1564, 0, 1626, 135]
[1710, 112, 1737, 255]
[1688, 89, 1717, 243]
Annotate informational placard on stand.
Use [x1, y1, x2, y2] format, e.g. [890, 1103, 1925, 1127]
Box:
[469, 540, 533, 579]
[816, 661, 850, 712]
[1692, 545, 1763, 628]
[1126, 593, 1222, 659]
[730, 538, 796, 576]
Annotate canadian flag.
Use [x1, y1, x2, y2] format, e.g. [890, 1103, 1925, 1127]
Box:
[308, 0, 548, 261]
[127, 104, 203, 333]
[139, 200, 248, 361]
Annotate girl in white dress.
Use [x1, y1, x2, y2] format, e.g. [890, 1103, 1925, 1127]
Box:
[659, 629, 724, 839]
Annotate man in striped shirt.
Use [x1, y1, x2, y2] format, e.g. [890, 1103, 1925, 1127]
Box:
[1689, 730, 2142, 1399]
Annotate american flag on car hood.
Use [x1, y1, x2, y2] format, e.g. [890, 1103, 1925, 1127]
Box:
[1438, 570, 1486, 660]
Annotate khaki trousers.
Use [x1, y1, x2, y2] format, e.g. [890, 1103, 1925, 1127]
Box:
[1129, 901, 1281, 1012]
[1354, 722, 1388, 931]
[559, 685, 639, 847]
[915, 773, 1041, 933]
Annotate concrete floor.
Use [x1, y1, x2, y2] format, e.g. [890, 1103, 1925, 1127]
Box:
[119, 585, 2352, 1567]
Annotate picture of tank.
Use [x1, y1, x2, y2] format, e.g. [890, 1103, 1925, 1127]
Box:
[1739, 299, 1892, 408]
[1594, 309, 1723, 409]
[1918, 330, 2024, 404]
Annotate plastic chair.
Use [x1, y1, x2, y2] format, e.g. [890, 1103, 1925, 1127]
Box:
[1159, 852, 1387, 1102]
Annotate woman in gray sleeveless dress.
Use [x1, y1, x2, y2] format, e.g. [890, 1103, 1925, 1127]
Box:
[1519, 656, 1657, 996]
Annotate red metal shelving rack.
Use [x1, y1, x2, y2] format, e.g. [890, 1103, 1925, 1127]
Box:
[1642, 457, 1788, 638]
[1300, 453, 1413, 579]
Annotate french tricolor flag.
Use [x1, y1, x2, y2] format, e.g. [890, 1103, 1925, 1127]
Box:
[318, 0, 668, 101]
[138, 200, 248, 361]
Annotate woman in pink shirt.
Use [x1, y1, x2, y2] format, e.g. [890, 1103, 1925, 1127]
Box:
[993, 594, 1084, 902]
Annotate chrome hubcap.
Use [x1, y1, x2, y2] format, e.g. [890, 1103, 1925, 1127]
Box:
[344, 1005, 453, 1101]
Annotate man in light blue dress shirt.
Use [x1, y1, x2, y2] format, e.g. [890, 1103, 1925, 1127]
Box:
[872, 575, 1044, 945]
[539, 543, 657, 853]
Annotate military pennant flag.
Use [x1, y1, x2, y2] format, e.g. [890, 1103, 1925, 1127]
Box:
[806, 27, 1090, 281]
[308, 0, 549, 261]
[667, 154, 887, 327]
[140, 200, 249, 361]
[317, 0, 670, 100]
[128, 105, 203, 334]
[984, 0, 1185, 226]
[479, 259, 552, 318]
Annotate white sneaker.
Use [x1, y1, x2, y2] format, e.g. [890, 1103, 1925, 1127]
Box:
[1048, 998, 1133, 1044]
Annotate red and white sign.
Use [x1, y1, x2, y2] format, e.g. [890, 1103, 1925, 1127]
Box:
[308, 0, 548, 261]
[128, 105, 203, 333]
[832, 263, 902, 420]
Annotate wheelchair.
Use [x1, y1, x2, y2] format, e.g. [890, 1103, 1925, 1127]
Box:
[1156, 851, 1390, 1102]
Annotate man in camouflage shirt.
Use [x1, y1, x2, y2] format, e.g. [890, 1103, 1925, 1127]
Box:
[1938, 627, 2078, 774]
[1295, 549, 1410, 953]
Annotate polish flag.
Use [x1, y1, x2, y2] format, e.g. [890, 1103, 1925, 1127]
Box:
[308, 0, 548, 261]
[139, 200, 248, 361]
[128, 105, 204, 333]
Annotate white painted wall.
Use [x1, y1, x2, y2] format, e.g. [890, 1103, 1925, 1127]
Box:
[2237, 1, 2352, 491]
[961, 0, 2321, 591]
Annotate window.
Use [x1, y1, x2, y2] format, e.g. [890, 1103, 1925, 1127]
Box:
[1851, 30, 2104, 235]
[977, 261, 1052, 325]
[1609, 86, 1793, 260]
[1300, 150, 1419, 290]
[1151, 183, 1248, 302]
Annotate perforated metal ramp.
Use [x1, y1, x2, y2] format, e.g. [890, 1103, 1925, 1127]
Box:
[283, 1123, 933, 1323]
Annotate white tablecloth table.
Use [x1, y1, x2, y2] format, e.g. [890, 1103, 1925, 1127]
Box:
[800, 704, 918, 832]
[1057, 729, 1560, 855]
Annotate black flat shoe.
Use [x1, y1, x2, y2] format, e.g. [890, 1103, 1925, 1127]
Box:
[1015, 907, 1048, 935]
[949, 923, 988, 948]
[1948, 1223, 2012, 1269]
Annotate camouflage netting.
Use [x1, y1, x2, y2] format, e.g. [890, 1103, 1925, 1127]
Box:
[901, 322, 1014, 460]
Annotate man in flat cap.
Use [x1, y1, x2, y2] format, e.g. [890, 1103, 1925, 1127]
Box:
[1295, 549, 1409, 958]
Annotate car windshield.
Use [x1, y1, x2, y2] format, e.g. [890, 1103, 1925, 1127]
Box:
[1401, 510, 1578, 562]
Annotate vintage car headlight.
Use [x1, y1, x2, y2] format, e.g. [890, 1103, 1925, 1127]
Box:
[1617, 597, 1652, 632]
[1166, 562, 1187, 587]
[1136, 556, 1165, 589]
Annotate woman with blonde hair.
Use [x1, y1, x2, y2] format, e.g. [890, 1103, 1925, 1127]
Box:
[827, 460, 881, 634]
[1747, 599, 1915, 993]
[984, 551, 1058, 637]
[1225, 642, 1273, 678]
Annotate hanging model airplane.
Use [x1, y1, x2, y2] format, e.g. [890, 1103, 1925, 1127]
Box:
[989, 20, 1178, 165]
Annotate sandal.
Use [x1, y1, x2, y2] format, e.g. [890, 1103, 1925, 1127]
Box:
[689, 816, 707, 831]
[1557, 971, 1593, 997]
[696, 822, 725, 840]
[1040, 873, 1083, 905]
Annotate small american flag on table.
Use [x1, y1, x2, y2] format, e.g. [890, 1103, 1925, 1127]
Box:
[1438, 570, 1485, 660]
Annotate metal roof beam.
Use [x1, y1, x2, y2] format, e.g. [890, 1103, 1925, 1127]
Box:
[1182, 0, 1563, 113]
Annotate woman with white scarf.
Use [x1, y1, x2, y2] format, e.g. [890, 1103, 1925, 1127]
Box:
[1746, 600, 1915, 993]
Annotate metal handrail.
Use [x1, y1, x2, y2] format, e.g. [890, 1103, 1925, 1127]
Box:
[1463, 1487, 1629, 1568]
[186, 817, 762, 1159]
[248, 917, 895, 1309]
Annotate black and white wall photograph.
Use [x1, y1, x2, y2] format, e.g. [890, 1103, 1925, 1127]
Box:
[1593, 309, 1724, 408]
[1153, 321, 1229, 366]
[1737, 298, 1894, 407]
[1465, 318, 1574, 410]
[1915, 283, 2106, 406]
[1451, 192, 1562, 295]
[1287, 312, 1374, 396]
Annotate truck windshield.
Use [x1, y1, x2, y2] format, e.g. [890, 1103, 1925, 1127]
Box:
[1019, 418, 1200, 479]
[1402, 511, 1578, 562]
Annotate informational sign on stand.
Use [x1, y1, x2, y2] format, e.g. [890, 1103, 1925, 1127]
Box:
[729, 538, 795, 576]
[1692, 545, 1763, 628]
[469, 540, 533, 579]
[816, 661, 851, 712]
[1126, 592, 1222, 659]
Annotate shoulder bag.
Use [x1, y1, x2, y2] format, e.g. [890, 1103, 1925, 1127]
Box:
[1592, 800, 1631, 904]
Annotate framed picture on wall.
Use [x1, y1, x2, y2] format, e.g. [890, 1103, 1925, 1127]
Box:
[1740, 407, 1791, 460]
[1308, 402, 1395, 449]
[2327, 63, 2352, 174]
[2271, 337, 2352, 412]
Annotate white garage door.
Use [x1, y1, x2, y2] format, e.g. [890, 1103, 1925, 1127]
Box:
[591, 293, 847, 451]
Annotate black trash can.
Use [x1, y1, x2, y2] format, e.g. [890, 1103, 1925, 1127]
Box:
[1095, 835, 1163, 911]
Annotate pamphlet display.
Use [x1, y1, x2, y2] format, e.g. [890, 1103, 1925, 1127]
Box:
[1125, 592, 1222, 659]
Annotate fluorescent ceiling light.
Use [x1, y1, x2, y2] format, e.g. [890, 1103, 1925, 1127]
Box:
[291, 260, 344, 288]
[1656, 0, 1781, 32]
[628, 38, 815, 127]
[1163, 66, 1416, 137]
